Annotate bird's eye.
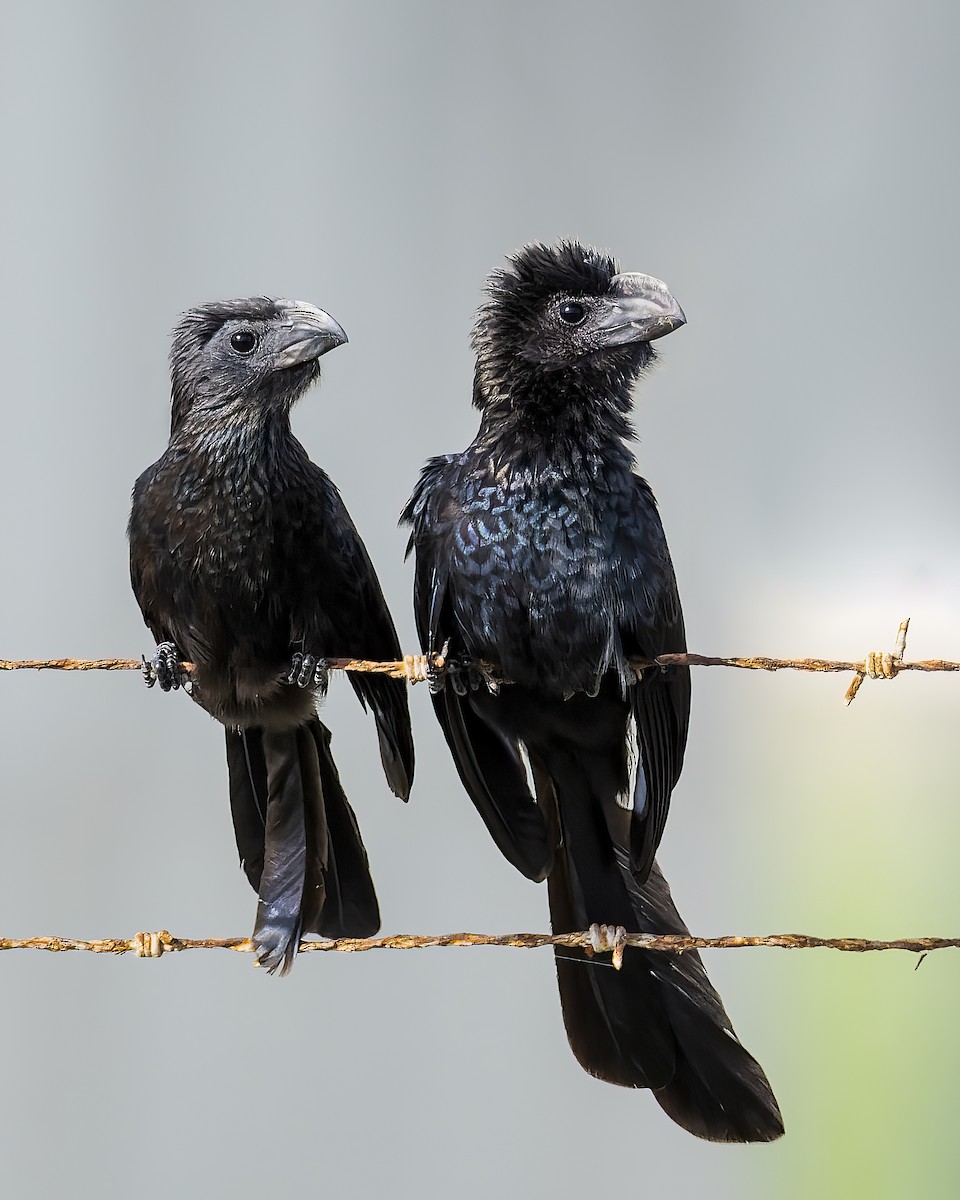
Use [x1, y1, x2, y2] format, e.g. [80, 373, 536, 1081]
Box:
[558, 301, 586, 325]
[230, 330, 257, 355]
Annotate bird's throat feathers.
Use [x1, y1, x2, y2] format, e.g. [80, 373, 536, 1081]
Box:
[472, 350, 645, 456]
[170, 402, 298, 477]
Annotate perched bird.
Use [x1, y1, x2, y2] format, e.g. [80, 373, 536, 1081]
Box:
[129, 297, 414, 973]
[403, 242, 783, 1142]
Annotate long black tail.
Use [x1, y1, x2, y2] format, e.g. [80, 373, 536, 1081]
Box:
[225, 717, 380, 973]
[534, 753, 783, 1143]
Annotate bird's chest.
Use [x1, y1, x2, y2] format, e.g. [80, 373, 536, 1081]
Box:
[163, 460, 277, 604]
[449, 473, 619, 680]
[454, 479, 610, 586]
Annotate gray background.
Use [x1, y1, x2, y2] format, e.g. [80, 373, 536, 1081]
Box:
[1, 2, 958, 1197]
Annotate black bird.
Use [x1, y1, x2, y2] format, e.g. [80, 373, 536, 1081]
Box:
[403, 243, 783, 1142]
[129, 297, 414, 973]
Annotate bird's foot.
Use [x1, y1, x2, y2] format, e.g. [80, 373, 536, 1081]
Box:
[586, 923, 628, 970]
[442, 650, 501, 697]
[142, 641, 192, 694]
[426, 641, 450, 695]
[286, 651, 327, 689]
[472, 660, 501, 696]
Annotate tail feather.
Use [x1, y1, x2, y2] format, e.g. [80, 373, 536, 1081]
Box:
[536, 757, 676, 1088]
[253, 728, 309, 974]
[296, 724, 329, 939]
[306, 720, 380, 938]
[225, 719, 381, 971]
[535, 753, 784, 1143]
[630, 863, 784, 1142]
[225, 728, 268, 891]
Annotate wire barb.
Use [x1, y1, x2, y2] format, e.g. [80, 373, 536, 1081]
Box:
[844, 618, 912, 705]
[132, 930, 174, 957]
[586, 923, 628, 970]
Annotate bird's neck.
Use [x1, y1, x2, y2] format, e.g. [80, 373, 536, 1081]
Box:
[171, 403, 295, 472]
[474, 366, 637, 466]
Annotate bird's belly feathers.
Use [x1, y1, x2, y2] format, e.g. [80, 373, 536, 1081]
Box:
[151, 479, 298, 712]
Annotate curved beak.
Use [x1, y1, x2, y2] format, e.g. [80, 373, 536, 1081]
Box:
[596, 273, 686, 346]
[275, 302, 348, 368]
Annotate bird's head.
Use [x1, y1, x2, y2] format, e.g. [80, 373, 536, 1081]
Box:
[472, 241, 685, 427]
[168, 297, 347, 434]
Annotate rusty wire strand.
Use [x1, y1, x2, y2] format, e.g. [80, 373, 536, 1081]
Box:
[0, 618, 954, 702]
[0, 930, 956, 961]
[1, 619, 956, 960]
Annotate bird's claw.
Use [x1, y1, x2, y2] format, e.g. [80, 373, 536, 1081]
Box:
[426, 640, 450, 695]
[439, 648, 501, 697]
[287, 652, 327, 689]
[448, 658, 475, 696]
[476, 661, 501, 696]
[143, 642, 191, 693]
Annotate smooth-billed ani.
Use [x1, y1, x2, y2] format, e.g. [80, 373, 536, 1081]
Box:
[129, 297, 414, 973]
[402, 243, 782, 1142]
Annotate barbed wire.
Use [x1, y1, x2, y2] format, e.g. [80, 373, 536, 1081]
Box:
[2, 617, 958, 960]
[0, 929, 956, 964]
[1, 618, 956, 703]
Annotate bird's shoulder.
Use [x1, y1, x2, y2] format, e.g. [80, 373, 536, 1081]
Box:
[401, 454, 460, 517]
[272, 442, 339, 514]
[129, 450, 175, 510]
[127, 449, 194, 548]
[401, 453, 465, 555]
[611, 471, 668, 555]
